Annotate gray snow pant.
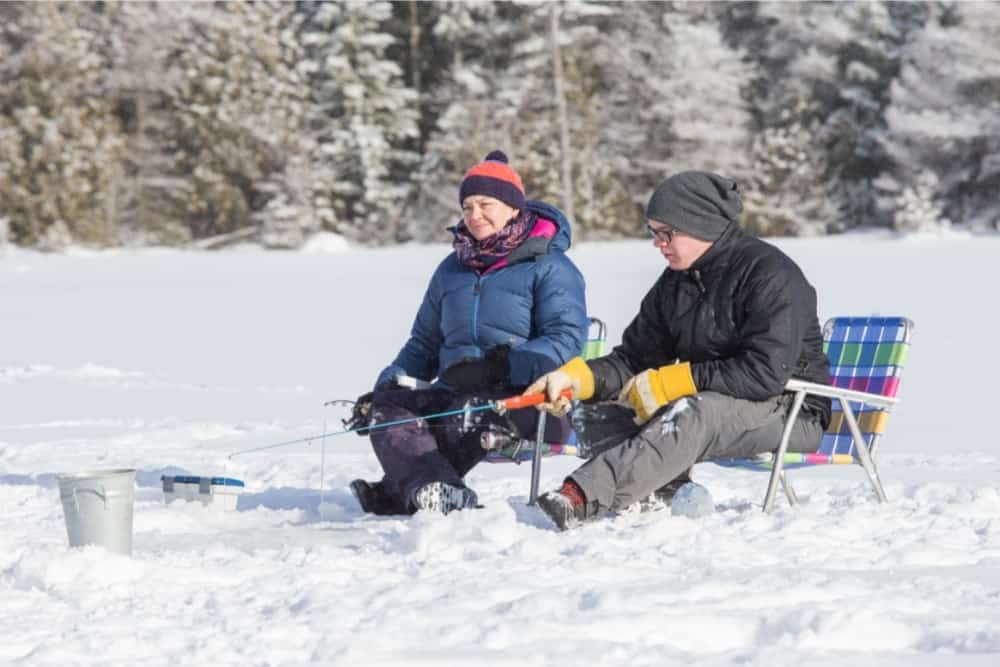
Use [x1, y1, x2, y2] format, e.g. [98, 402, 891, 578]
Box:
[570, 392, 824, 514]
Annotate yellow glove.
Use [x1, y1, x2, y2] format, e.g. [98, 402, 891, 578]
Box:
[619, 362, 697, 424]
[523, 356, 595, 416]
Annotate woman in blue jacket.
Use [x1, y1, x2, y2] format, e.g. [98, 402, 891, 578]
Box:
[350, 151, 588, 515]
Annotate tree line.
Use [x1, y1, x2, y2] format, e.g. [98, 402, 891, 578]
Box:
[1, 1, 997, 250]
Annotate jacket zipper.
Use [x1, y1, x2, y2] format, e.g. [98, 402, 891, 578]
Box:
[689, 269, 706, 350]
[690, 269, 707, 294]
[472, 276, 483, 347]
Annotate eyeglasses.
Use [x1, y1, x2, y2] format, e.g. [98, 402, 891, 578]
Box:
[646, 224, 681, 244]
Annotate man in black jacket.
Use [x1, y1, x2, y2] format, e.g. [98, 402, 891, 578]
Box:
[526, 170, 832, 530]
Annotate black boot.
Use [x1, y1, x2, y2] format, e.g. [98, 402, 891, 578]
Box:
[350, 479, 407, 515]
[536, 480, 589, 531]
[635, 469, 694, 512]
[653, 468, 693, 504]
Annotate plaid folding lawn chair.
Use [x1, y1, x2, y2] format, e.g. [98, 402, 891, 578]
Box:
[714, 315, 914, 512]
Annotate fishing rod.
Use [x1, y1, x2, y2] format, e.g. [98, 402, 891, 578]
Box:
[227, 389, 572, 460]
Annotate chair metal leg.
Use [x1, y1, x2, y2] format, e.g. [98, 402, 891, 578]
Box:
[528, 411, 548, 505]
[763, 390, 806, 513]
[840, 399, 889, 503]
[780, 472, 799, 506]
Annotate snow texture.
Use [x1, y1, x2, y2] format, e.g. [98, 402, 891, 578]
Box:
[2, 234, 1000, 666]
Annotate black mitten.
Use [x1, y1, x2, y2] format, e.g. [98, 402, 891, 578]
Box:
[344, 391, 375, 436]
[441, 345, 511, 394]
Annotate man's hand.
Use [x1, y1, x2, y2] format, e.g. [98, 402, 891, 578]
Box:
[619, 361, 697, 423]
[523, 356, 595, 416]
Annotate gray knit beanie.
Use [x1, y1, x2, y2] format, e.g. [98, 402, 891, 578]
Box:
[645, 171, 742, 241]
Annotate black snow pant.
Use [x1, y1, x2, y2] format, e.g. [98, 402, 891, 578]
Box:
[369, 387, 573, 513]
[570, 392, 825, 515]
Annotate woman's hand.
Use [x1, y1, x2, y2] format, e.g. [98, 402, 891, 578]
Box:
[440, 346, 510, 394]
[344, 392, 375, 435]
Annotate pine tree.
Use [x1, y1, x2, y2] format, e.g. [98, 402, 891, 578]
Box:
[416, 2, 756, 240]
[720, 1, 847, 235]
[163, 2, 315, 246]
[878, 1, 1000, 231]
[720, 1, 941, 235]
[99, 2, 193, 245]
[95, 2, 317, 247]
[817, 1, 930, 232]
[407, 1, 509, 240]
[4, 0, 994, 248]
[301, 1, 420, 245]
[0, 2, 126, 247]
[598, 1, 756, 237]
[494, 0, 621, 235]
[416, 1, 626, 238]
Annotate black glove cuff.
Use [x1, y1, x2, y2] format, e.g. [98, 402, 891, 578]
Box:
[441, 345, 512, 394]
[485, 345, 511, 388]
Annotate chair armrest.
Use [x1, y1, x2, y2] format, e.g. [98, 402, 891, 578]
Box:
[784, 378, 898, 410]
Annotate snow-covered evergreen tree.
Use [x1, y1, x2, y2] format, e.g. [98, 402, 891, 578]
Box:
[416, 1, 628, 238]
[163, 2, 315, 246]
[301, 1, 420, 245]
[1, 0, 996, 248]
[720, 1, 847, 235]
[408, 1, 510, 240]
[417, 1, 756, 240]
[89, 2, 318, 247]
[649, 3, 756, 180]
[594, 1, 755, 237]
[814, 1, 931, 232]
[721, 1, 937, 235]
[890, 170, 948, 232]
[99, 2, 192, 245]
[461, 1, 606, 220]
[0, 2, 126, 247]
[878, 1, 1000, 231]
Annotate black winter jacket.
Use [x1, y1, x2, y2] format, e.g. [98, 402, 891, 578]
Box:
[589, 223, 831, 427]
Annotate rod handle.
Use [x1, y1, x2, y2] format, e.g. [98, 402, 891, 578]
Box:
[497, 388, 573, 411]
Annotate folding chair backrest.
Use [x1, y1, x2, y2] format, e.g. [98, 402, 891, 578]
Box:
[819, 316, 914, 459]
[582, 317, 607, 361]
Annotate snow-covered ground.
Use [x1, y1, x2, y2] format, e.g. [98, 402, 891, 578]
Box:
[2, 232, 1000, 666]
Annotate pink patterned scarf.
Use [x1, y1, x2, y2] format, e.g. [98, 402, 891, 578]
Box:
[452, 210, 536, 271]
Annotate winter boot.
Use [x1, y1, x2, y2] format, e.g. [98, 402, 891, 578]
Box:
[536, 479, 589, 531]
[635, 469, 694, 513]
[350, 479, 407, 515]
[411, 482, 480, 514]
[640, 470, 691, 512]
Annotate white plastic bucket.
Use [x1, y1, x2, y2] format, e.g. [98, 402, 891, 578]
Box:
[57, 468, 136, 555]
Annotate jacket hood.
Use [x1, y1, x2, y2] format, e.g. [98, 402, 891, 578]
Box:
[525, 200, 572, 252]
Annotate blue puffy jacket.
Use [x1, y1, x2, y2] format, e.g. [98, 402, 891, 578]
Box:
[376, 200, 588, 390]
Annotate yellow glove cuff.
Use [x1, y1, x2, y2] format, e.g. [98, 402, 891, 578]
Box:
[655, 361, 697, 402]
[560, 356, 595, 401]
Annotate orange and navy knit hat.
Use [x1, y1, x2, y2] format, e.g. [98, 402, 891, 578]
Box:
[459, 150, 525, 210]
